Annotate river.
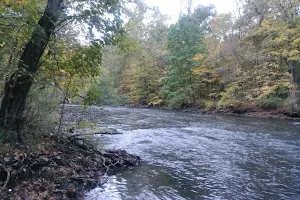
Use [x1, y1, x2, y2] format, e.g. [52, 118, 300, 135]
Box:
[84, 106, 300, 200]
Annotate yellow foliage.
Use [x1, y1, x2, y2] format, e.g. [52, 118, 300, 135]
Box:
[204, 100, 215, 111]
[258, 85, 277, 99]
[192, 67, 210, 75]
[2, 0, 31, 7]
[289, 50, 300, 57]
[192, 53, 205, 61]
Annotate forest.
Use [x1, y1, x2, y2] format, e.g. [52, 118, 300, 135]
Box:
[91, 0, 300, 116]
[0, 0, 300, 199]
[1, 0, 300, 130]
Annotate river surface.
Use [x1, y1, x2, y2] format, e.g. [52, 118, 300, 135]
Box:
[84, 106, 300, 200]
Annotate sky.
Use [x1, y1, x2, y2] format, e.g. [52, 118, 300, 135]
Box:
[145, 0, 236, 22]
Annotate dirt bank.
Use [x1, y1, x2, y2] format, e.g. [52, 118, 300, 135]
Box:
[0, 105, 141, 199]
[126, 104, 300, 120]
[0, 134, 140, 200]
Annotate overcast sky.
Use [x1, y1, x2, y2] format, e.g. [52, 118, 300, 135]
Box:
[145, 0, 236, 22]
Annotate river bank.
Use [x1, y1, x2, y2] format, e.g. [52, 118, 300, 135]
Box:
[126, 104, 300, 120]
[0, 105, 141, 199]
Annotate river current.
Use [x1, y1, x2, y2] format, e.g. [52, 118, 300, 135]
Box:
[84, 106, 300, 200]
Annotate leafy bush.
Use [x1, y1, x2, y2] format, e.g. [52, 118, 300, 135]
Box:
[256, 96, 285, 110]
[148, 94, 164, 106]
[216, 82, 246, 110]
[204, 100, 215, 111]
[272, 85, 289, 99]
[167, 93, 189, 109]
[85, 78, 131, 106]
[217, 87, 243, 109]
[217, 98, 243, 110]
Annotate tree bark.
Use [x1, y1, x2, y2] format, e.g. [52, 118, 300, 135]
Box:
[286, 25, 298, 113]
[289, 61, 297, 113]
[0, 0, 63, 132]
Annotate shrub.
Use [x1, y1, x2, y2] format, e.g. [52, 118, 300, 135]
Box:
[272, 85, 289, 99]
[204, 100, 215, 111]
[256, 96, 285, 110]
[217, 90, 243, 110]
[217, 98, 243, 110]
[86, 78, 131, 106]
[167, 94, 189, 109]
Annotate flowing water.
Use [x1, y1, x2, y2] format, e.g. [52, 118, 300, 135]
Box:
[85, 106, 300, 200]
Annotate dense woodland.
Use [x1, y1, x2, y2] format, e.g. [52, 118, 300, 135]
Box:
[95, 0, 300, 115]
[1, 0, 300, 134]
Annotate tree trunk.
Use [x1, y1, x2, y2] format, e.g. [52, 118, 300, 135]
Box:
[286, 22, 298, 113]
[289, 61, 297, 113]
[0, 0, 63, 132]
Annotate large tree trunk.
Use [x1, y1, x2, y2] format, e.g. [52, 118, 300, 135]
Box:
[0, 0, 63, 132]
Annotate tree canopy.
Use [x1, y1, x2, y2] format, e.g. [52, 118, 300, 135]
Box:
[90, 0, 299, 114]
[0, 0, 299, 138]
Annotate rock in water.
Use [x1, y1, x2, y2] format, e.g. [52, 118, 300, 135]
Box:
[96, 128, 123, 135]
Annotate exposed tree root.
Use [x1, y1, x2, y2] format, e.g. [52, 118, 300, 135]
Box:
[0, 135, 140, 199]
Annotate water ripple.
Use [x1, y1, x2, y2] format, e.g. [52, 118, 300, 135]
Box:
[86, 107, 300, 200]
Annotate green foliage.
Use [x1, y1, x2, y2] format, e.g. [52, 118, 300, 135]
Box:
[0, 0, 131, 135]
[85, 77, 130, 106]
[217, 97, 243, 110]
[0, 0, 45, 89]
[256, 96, 286, 110]
[216, 83, 242, 109]
[164, 86, 193, 109]
[2, 0, 291, 116]
[80, 0, 299, 113]
[64, 45, 102, 76]
[67, 0, 125, 44]
[98, 1, 296, 112]
[217, 99, 243, 110]
[96, 5, 168, 106]
[83, 82, 102, 106]
[272, 85, 290, 99]
[39, 41, 103, 102]
[163, 5, 215, 108]
[204, 100, 215, 111]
